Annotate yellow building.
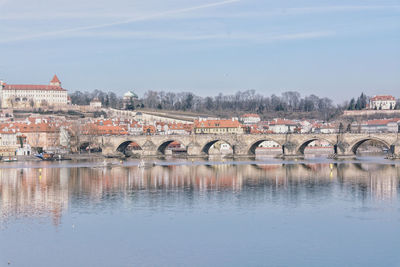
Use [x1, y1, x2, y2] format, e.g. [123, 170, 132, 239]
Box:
[0, 127, 18, 156]
[194, 119, 243, 134]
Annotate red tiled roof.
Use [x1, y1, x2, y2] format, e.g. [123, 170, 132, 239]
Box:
[143, 125, 156, 133]
[269, 119, 297, 126]
[83, 124, 128, 135]
[51, 74, 60, 83]
[0, 124, 18, 134]
[366, 118, 400, 126]
[1, 121, 59, 133]
[3, 84, 66, 91]
[370, 95, 395, 101]
[241, 113, 260, 118]
[194, 119, 241, 128]
[168, 123, 193, 131]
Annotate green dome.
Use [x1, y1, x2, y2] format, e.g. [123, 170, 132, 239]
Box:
[124, 91, 138, 98]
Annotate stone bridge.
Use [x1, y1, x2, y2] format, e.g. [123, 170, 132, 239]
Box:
[81, 133, 400, 158]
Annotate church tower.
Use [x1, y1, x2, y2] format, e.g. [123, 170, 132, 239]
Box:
[50, 74, 61, 87]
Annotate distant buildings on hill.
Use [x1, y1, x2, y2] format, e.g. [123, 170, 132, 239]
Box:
[368, 95, 396, 110]
[123, 91, 139, 110]
[240, 114, 260, 124]
[0, 75, 68, 109]
[351, 118, 400, 133]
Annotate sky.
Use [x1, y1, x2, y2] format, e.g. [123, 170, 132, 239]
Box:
[0, 0, 399, 102]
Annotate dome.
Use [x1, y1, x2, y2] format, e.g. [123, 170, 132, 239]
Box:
[124, 91, 138, 99]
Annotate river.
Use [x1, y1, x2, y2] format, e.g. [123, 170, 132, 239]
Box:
[1, 157, 400, 266]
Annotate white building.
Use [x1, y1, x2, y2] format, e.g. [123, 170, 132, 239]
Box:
[268, 119, 298, 133]
[298, 120, 313, 133]
[369, 95, 396, 110]
[352, 119, 400, 133]
[0, 75, 68, 109]
[312, 123, 337, 134]
[16, 143, 32, 156]
[240, 114, 261, 124]
[128, 123, 143, 135]
[89, 98, 102, 109]
[258, 140, 281, 148]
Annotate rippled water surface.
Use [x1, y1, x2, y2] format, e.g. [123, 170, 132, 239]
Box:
[1, 158, 400, 267]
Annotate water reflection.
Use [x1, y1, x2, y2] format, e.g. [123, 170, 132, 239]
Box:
[0, 162, 399, 226]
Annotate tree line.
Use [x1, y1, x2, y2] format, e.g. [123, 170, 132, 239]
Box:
[69, 90, 126, 109]
[69, 89, 399, 120]
[141, 90, 336, 113]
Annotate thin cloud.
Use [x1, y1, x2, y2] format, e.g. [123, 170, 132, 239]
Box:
[0, 0, 240, 43]
[283, 5, 400, 15]
[1, 4, 399, 21]
[42, 30, 335, 42]
[164, 4, 400, 19]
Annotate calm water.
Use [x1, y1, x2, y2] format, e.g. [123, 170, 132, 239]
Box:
[1, 158, 400, 267]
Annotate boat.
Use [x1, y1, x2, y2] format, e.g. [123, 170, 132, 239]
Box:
[34, 152, 55, 161]
[54, 154, 72, 161]
[3, 157, 17, 162]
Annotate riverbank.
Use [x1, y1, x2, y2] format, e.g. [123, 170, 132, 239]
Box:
[12, 153, 105, 162]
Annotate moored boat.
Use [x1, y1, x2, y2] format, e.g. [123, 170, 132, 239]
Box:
[2, 157, 17, 162]
[35, 152, 55, 161]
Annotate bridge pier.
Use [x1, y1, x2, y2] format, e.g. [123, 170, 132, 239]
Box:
[389, 139, 400, 159]
[334, 140, 356, 159]
[94, 133, 400, 160]
[231, 143, 251, 158]
[281, 141, 303, 159]
[187, 142, 203, 157]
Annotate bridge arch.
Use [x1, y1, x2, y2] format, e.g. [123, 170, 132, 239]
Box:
[349, 138, 390, 155]
[248, 139, 283, 155]
[157, 140, 187, 155]
[79, 142, 102, 153]
[201, 139, 234, 155]
[116, 140, 142, 154]
[297, 138, 337, 155]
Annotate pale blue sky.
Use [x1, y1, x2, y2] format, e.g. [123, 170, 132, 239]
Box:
[0, 0, 399, 101]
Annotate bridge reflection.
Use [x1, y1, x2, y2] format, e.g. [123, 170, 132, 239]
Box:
[0, 162, 399, 225]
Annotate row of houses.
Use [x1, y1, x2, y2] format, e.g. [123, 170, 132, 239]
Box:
[1, 113, 399, 156]
[241, 117, 337, 134]
[85, 118, 195, 136]
[0, 116, 70, 156]
[351, 118, 400, 133]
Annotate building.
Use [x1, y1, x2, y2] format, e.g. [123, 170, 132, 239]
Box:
[168, 123, 193, 135]
[143, 125, 156, 135]
[369, 95, 396, 110]
[268, 119, 298, 133]
[194, 118, 243, 134]
[13, 117, 63, 153]
[123, 91, 139, 110]
[15, 135, 32, 156]
[0, 75, 68, 109]
[89, 98, 102, 109]
[240, 114, 261, 124]
[155, 122, 168, 134]
[351, 119, 400, 133]
[311, 122, 337, 134]
[128, 122, 143, 135]
[0, 125, 18, 156]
